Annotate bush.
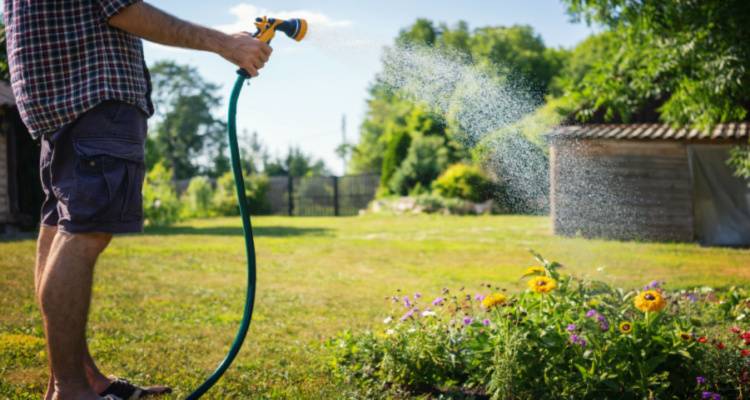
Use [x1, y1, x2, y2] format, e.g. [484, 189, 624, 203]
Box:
[379, 126, 412, 194]
[212, 171, 270, 216]
[388, 136, 450, 195]
[181, 176, 214, 218]
[328, 252, 750, 399]
[432, 163, 494, 202]
[142, 163, 182, 226]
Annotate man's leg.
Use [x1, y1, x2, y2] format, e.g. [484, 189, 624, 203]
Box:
[39, 231, 112, 400]
[36, 226, 113, 399]
[36, 225, 58, 400]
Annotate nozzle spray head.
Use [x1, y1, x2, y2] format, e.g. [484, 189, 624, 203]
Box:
[253, 16, 308, 43]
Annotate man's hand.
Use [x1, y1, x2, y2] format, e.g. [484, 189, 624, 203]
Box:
[109, 2, 272, 77]
[219, 33, 272, 77]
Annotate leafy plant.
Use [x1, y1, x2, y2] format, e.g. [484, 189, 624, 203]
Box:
[211, 171, 270, 216]
[142, 163, 182, 226]
[181, 176, 214, 218]
[432, 163, 493, 202]
[388, 136, 450, 195]
[328, 252, 750, 399]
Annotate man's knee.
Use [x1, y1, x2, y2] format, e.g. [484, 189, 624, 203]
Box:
[56, 231, 113, 257]
[68, 232, 113, 253]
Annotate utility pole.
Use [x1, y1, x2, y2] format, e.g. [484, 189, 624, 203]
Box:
[335, 114, 349, 176]
[341, 114, 347, 174]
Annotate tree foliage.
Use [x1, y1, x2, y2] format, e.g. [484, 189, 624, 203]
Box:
[148, 60, 227, 180]
[352, 19, 562, 199]
[559, 0, 750, 129]
[264, 146, 329, 177]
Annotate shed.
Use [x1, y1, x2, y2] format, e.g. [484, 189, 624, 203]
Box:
[0, 81, 41, 233]
[548, 123, 750, 246]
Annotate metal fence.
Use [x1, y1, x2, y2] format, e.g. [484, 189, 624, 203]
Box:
[267, 174, 380, 216]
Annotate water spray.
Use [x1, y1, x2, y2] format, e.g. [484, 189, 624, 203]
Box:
[185, 16, 307, 400]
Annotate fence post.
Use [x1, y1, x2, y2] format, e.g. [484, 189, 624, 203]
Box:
[332, 176, 340, 216]
[287, 175, 294, 216]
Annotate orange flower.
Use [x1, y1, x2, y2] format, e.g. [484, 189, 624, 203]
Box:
[634, 290, 667, 313]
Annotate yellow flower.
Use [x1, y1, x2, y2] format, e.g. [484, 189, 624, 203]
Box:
[528, 276, 557, 294]
[618, 321, 633, 334]
[522, 266, 545, 277]
[678, 331, 692, 341]
[481, 293, 508, 309]
[634, 290, 667, 312]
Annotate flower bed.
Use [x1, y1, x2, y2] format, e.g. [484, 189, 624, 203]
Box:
[327, 252, 750, 399]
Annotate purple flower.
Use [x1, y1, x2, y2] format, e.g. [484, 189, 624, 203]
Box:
[403, 296, 412, 308]
[463, 317, 473, 325]
[586, 309, 597, 318]
[475, 294, 485, 302]
[482, 319, 490, 326]
[686, 293, 698, 303]
[400, 309, 416, 321]
[414, 292, 422, 299]
[696, 376, 706, 385]
[644, 280, 663, 290]
[597, 315, 609, 331]
[432, 297, 445, 306]
[702, 392, 720, 400]
[566, 324, 577, 332]
[569, 333, 587, 348]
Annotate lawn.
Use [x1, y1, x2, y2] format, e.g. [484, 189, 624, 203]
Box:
[1, 214, 749, 399]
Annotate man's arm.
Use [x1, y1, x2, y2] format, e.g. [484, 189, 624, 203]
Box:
[109, 2, 271, 77]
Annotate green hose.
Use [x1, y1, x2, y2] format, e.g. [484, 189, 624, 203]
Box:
[186, 74, 255, 399]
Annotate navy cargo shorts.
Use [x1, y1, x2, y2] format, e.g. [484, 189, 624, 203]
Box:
[39, 101, 148, 234]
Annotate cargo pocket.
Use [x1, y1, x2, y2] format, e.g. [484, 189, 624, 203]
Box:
[72, 137, 145, 223]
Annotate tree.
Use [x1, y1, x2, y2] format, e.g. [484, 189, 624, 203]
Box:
[264, 146, 329, 177]
[148, 61, 227, 179]
[352, 19, 561, 194]
[559, 0, 750, 129]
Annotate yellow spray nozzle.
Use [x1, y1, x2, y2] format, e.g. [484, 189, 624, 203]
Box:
[253, 16, 308, 44]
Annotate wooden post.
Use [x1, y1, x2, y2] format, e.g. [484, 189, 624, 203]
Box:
[287, 175, 294, 216]
[332, 176, 340, 216]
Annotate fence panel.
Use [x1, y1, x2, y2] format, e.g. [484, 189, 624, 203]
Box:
[266, 174, 379, 216]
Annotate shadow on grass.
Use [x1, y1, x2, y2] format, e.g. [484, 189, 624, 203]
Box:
[144, 224, 332, 237]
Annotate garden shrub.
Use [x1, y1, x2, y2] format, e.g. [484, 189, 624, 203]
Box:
[328, 252, 750, 399]
[182, 176, 214, 218]
[432, 163, 494, 202]
[142, 162, 182, 226]
[388, 136, 450, 195]
[212, 171, 271, 216]
[379, 126, 412, 194]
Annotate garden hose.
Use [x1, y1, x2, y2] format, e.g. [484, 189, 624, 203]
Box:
[186, 17, 307, 400]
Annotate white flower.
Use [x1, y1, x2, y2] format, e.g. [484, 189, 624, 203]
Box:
[383, 316, 393, 324]
[421, 310, 436, 317]
[385, 329, 395, 336]
[407, 328, 416, 333]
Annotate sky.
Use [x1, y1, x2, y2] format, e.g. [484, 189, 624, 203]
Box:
[10, 0, 596, 175]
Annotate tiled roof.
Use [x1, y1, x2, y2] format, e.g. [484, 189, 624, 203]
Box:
[549, 123, 749, 141]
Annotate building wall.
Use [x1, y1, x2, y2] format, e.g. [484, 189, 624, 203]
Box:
[0, 133, 9, 223]
[550, 140, 694, 242]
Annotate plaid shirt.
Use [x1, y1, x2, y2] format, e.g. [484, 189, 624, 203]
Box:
[4, 0, 153, 139]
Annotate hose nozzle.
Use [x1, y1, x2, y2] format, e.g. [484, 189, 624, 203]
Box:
[253, 16, 308, 43]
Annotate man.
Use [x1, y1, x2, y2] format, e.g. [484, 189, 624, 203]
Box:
[4, 1, 272, 399]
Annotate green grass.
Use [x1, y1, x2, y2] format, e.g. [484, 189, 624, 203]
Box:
[1, 214, 749, 399]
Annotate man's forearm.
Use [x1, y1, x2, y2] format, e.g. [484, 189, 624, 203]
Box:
[109, 2, 271, 76]
[109, 2, 227, 54]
